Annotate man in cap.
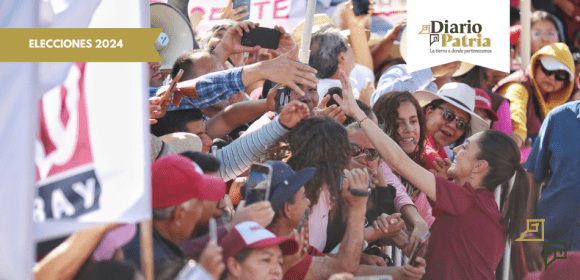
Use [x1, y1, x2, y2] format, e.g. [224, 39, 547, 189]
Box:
[122, 154, 227, 278]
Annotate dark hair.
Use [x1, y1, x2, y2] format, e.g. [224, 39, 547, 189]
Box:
[309, 29, 348, 79]
[531, 11, 562, 43]
[270, 194, 297, 226]
[475, 130, 529, 241]
[150, 108, 204, 137]
[76, 260, 139, 280]
[570, 47, 580, 64]
[171, 49, 218, 80]
[324, 87, 373, 125]
[510, 6, 520, 26]
[268, 117, 350, 220]
[373, 91, 427, 164]
[180, 151, 221, 173]
[220, 247, 254, 280]
[423, 99, 471, 147]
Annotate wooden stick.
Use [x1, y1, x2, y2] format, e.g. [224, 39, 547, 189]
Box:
[156, 69, 184, 105]
[140, 220, 154, 280]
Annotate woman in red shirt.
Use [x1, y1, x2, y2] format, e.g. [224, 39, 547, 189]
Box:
[336, 70, 530, 279]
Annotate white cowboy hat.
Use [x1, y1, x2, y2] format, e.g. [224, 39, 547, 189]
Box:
[151, 132, 203, 162]
[414, 82, 489, 136]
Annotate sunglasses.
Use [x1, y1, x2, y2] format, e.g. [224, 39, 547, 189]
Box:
[350, 143, 380, 161]
[436, 107, 471, 131]
[539, 64, 569, 82]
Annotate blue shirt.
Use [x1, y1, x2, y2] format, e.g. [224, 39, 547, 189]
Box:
[150, 67, 245, 111]
[524, 101, 580, 252]
[370, 64, 438, 107]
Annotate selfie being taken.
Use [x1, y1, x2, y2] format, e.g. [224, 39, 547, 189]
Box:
[5, 0, 580, 280]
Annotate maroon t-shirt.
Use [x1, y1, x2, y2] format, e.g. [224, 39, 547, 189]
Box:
[423, 176, 505, 280]
[283, 246, 326, 280]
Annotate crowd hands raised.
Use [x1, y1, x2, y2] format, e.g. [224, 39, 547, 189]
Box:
[35, 1, 580, 280]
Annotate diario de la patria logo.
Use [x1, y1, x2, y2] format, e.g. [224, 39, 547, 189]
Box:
[419, 20, 492, 54]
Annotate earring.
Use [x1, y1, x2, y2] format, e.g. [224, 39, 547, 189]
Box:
[470, 172, 475, 179]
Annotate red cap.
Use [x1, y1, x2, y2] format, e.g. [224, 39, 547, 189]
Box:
[510, 25, 521, 46]
[219, 221, 299, 261]
[152, 154, 226, 209]
[474, 88, 499, 122]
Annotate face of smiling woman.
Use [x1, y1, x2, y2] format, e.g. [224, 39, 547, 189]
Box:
[425, 102, 470, 148]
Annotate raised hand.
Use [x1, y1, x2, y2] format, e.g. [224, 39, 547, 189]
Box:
[372, 213, 406, 239]
[282, 224, 309, 272]
[199, 240, 225, 280]
[313, 95, 347, 123]
[214, 20, 261, 62]
[269, 25, 297, 59]
[220, 0, 249, 21]
[226, 200, 275, 230]
[148, 96, 169, 124]
[279, 100, 311, 128]
[428, 157, 452, 178]
[261, 46, 318, 96]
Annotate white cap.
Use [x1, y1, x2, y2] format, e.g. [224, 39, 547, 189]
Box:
[539, 56, 574, 81]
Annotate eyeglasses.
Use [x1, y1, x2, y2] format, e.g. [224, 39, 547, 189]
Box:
[531, 31, 558, 39]
[539, 64, 570, 81]
[436, 107, 471, 131]
[350, 143, 380, 161]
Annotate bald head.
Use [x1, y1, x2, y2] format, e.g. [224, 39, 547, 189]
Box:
[171, 50, 224, 81]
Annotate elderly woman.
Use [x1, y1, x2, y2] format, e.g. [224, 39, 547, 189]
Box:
[493, 43, 575, 148]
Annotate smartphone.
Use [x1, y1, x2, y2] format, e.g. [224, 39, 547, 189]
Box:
[408, 232, 431, 266]
[241, 27, 281, 49]
[245, 163, 273, 206]
[352, 0, 370, 16]
[296, 207, 310, 232]
[275, 86, 291, 111]
[209, 217, 217, 242]
[232, 0, 251, 21]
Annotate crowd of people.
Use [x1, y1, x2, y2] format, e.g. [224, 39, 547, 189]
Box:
[33, 0, 580, 279]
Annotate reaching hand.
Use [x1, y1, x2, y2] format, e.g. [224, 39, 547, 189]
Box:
[523, 240, 544, 272]
[279, 100, 311, 128]
[313, 95, 347, 123]
[343, 0, 374, 28]
[408, 222, 429, 256]
[428, 157, 452, 178]
[220, 0, 249, 21]
[199, 240, 225, 280]
[385, 19, 406, 41]
[269, 25, 297, 58]
[357, 78, 375, 107]
[359, 253, 387, 266]
[333, 70, 364, 120]
[282, 224, 309, 273]
[227, 201, 275, 230]
[341, 168, 370, 208]
[261, 46, 318, 96]
[372, 213, 406, 239]
[149, 96, 169, 124]
[216, 21, 261, 57]
[399, 257, 427, 280]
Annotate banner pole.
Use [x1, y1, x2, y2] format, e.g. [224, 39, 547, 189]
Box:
[140, 220, 154, 280]
[298, 0, 317, 64]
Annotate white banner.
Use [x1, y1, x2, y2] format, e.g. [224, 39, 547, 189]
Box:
[406, 0, 509, 73]
[33, 0, 151, 241]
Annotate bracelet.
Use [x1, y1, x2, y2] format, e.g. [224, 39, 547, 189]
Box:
[279, 120, 290, 130]
[357, 116, 369, 124]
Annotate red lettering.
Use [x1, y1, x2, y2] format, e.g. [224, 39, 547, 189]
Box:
[253, 1, 270, 20]
[209, 7, 222, 21]
[273, 0, 289, 19]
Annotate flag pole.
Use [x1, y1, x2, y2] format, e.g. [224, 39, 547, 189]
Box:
[140, 220, 154, 280]
[298, 0, 317, 64]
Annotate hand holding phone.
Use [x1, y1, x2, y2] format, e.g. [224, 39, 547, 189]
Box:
[245, 163, 273, 206]
[275, 86, 291, 111]
[296, 207, 310, 232]
[408, 232, 430, 267]
[232, 0, 251, 21]
[241, 27, 281, 49]
[338, 175, 371, 197]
